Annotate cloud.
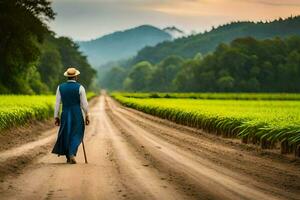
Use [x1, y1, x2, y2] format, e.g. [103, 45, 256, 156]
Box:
[49, 0, 300, 40]
[233, 0, 300, 7]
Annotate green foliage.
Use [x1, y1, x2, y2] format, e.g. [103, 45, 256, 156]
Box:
[0, 0, 55, 94]
[86, 92, 97, 100]
[103, 55, 185, 92]
[0, 95, 55, 130]
[190, 36, 300, 92]
[173, 59, 199, 92]
[149, 55, 184, 91]
[101, 66, 127, 91]
[112, 36, 300, 93]
[99, 17, 300, 93]
[0, 1, 96, 94]
[217, 76, 234, 91]
[49, 36, 96, 90]
[37, 35, 64, 92]
[128, 61, 154, 91]
[39, 35, 96, 91]
[37, 35, 96, 93]
[112, 93, 300, 155]
[134, 16, 300, 64]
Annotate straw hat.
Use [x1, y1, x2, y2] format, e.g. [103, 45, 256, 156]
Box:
[64, 67, 80, 77]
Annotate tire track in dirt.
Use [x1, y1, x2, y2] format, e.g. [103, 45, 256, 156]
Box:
[101, 98, 189, 200]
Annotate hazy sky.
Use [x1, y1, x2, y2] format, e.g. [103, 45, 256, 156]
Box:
[49, 0, 300, 40]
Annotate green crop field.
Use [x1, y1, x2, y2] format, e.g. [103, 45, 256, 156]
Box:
[112, 93, 300, 156]
[0, 95, 55, 130]
[0, 92, 96, 131]
[115, 92, 300, 101]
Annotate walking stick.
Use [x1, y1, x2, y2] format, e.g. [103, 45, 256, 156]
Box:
[82, 114, 90, 164]
[82, 140, 88, 164]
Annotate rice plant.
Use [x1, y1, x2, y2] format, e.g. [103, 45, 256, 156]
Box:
[0, 95, 55, 130]
[112, 93, 300, 157]
[0, 93, 96, 131]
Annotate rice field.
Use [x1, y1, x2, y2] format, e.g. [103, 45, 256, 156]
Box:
[116, 92, 300, 101]
[0, 95, 55, 130]
[112, 93, 300, 156]
[0, 92, 96, 130]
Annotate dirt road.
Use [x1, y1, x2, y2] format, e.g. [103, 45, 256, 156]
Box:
[0, 95, 299, 200]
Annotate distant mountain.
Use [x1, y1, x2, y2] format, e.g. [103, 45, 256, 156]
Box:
[134, 16, 300, 64]
[163, 26, 185, 39]
[78, 25, 172, 67]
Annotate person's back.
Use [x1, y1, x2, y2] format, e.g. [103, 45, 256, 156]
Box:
[59, 82, 81, 107]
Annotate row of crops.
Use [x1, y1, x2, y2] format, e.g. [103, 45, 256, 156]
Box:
[111, 93, 300, 157]
[115, 92, 300, 101]
[0, 92, 96, 131]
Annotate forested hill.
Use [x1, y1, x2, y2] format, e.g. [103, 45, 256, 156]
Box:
[134, 16, 300, 64]
[78, 25, 172, 67]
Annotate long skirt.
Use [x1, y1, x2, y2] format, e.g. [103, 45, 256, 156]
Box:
[52, 106, 85, 156]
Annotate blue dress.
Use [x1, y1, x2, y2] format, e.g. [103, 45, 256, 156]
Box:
[52, 82, 85, 157]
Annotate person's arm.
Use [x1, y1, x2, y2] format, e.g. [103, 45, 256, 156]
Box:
[79, 85, 90, 125]
[54, 86, 61, 126]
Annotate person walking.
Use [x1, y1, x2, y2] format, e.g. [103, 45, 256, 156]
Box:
[52, 67, 90, 164]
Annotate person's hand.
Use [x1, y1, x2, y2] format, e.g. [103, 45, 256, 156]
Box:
[85, 115, 90, 126]
[55, 117, 60, 126]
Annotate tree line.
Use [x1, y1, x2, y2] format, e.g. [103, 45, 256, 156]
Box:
[0, 0, 96, 94]
[134, 16, 300, 64]
[102, 36, 300, 93]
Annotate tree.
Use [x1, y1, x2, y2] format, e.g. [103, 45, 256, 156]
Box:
[217, 76, 235, 92]
[150, 55, 183, 91]
[277, 51, 300, 92]
[101, 66, 126, 91]
[128, 61, 154, 91]
[54, 37, 96, 89]
[108, 35, 300, 93]
[36, 34, 97, 93]
[174, 59, 199, 92]
[37, 34, 63, 92]
[0, 0, 55, 93]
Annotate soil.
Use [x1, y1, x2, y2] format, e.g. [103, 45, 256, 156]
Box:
[0, 120, 54, 152]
